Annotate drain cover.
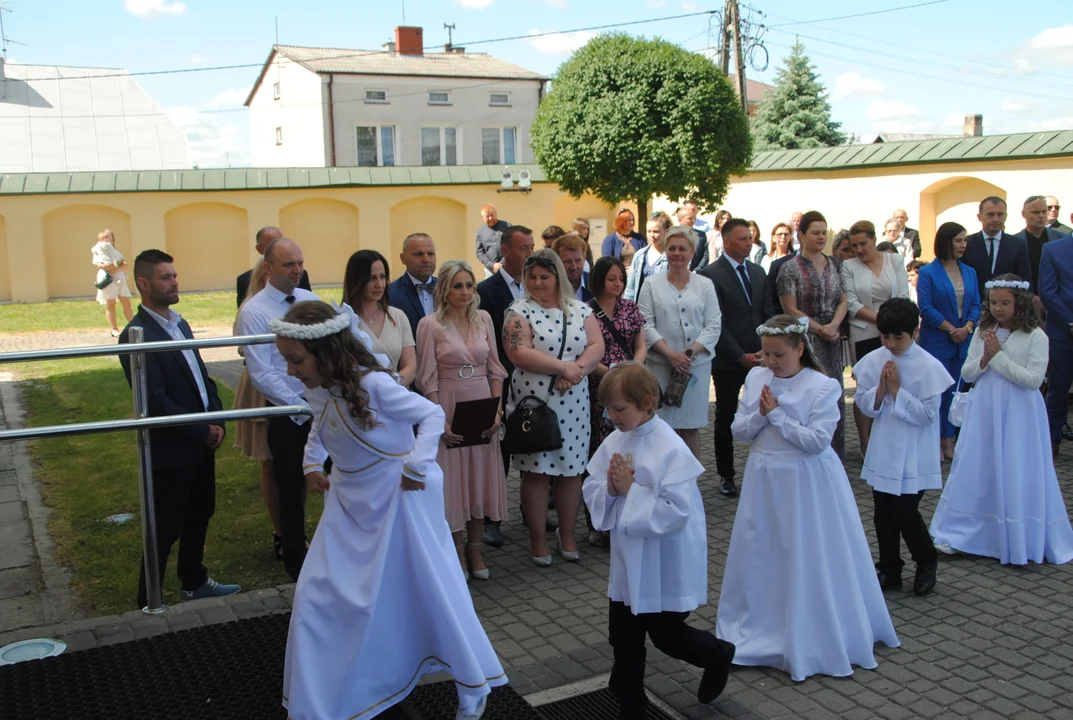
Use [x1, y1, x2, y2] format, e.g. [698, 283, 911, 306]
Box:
[0, 639, 66, 666]
[537, 688, 681, 720]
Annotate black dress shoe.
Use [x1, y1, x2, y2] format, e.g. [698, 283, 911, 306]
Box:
[698, 639, 736, 704]
[876, 570, 902, 590]
[719, 477, 739, 498]
[914, 563, 937, 596]
[482, 522, 504, 548]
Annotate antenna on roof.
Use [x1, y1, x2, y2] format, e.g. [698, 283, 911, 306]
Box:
[444, 23, 456, 51]
[0, 3, 26, 62]
[401, 0, 406, 25]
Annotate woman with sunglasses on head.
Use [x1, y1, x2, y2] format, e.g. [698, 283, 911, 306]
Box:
[502, 250, 605, 565]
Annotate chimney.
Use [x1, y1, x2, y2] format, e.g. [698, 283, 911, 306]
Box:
[395, 26, 423, 56]
[444, 44, 466, 54]
[963, 114, 983, 137]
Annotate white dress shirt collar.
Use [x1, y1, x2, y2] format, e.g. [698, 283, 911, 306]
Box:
[142, 305, 210, 411]
[499, 266, 525, 300]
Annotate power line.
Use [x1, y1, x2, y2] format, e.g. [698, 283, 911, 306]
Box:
[764, 0, 951, 28]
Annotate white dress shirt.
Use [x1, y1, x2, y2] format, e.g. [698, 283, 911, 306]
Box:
[409, 273, 436, 317]
[236, 283, 320, 423]
[723, 255, 753, 301]
[498, 266, 525, 301]
[143, 306, 210, 411]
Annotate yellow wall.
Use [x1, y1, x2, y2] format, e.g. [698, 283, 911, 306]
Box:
[0, 183, 615, 303]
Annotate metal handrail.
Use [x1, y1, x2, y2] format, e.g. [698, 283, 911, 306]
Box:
[0, 329, 302, 616]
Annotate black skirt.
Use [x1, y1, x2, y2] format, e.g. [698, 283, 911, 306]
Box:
[855, 336, 883, 361]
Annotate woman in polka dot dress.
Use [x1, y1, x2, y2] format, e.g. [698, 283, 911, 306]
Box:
[503, 249, 605, 567]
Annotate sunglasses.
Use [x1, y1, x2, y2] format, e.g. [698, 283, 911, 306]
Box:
[1047, 205, 1060, 210]
[524, 256, 558, 272]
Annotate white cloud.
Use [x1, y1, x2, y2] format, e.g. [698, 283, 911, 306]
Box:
[185, 54, 210, 65]
[646, 0, 666, 6]
[124, 0, 186, 18]
[832, 71, 885, 100]
[529, 0, 567, 6]
[166, 106, 250, 168]
[1014, 25, 1073, 74]
[454, 0, 495, 8]
[682, 0, 697, 9]
[865, 100, 921, 123]
[207, 86, 252, 109]
[942, 112, 965, 128]
[1000, 99, 1039, 114]
[527, 29, 596, 55]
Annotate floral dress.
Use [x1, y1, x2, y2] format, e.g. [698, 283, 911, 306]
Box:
[587, 298, 646, 454]
[776, 254, 846, 455]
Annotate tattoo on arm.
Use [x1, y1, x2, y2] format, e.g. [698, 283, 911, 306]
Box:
[503, 312, 525, 352]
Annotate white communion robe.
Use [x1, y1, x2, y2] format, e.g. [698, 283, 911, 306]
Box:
[282, 370, 506, 720]
[716, 367, 899, 681]
[583, 415, 707, 614]
[853, 343, 953, 495]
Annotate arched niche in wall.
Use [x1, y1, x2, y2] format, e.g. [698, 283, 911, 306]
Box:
[279, 198, 359, 287]
[164, 202, 249, 293]
[0, 215, 9, 301]
[389, 197, 467, 270]
[42, 205, 132, 299]
[553, 192, 612, 260]
[919, 177, 1006, 259]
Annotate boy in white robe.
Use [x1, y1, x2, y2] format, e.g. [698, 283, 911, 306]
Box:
[583, 362, 735, 719]
[853, 298, 953, 597]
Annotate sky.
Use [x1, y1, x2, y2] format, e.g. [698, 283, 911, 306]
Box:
[2, 0, 1071, 168]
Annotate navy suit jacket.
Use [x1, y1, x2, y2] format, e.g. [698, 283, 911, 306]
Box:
[1039, 234, 1073, 342]
[388, 273, 436, 342]
[916, 260, 981, 363]
[477, 271, 517, 374]
[963, 231, 1032, 297]
[118, 306, 223, 471]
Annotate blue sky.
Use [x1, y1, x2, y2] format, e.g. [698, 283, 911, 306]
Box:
[3, 0, 1071, 167]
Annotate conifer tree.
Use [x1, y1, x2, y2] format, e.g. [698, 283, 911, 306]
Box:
[751, 40, 846, 150]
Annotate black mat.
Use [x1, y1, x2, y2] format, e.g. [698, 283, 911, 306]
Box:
[536, 688, 681, 720]
[0, 613, 541, 719]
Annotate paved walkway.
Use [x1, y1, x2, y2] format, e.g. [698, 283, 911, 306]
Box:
[1, 328, 1072, 718]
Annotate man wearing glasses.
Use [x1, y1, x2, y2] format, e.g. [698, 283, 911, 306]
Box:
[1046, 196, 1072, 235]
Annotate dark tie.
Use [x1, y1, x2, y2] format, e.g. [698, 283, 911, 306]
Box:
[416, 283, 432, 295]
[986, 237, 996, 275]
[737, 264, 753, 303]
[285, 295, 296, 304]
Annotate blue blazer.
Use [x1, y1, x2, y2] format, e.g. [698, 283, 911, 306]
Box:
[916, 259, 981, 362]
[1039, 234, 1073, 342]
[388, 273, 436, 342]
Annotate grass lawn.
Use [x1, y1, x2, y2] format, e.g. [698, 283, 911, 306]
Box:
[17, 357, 323, 615]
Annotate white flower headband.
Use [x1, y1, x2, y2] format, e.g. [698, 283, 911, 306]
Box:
[269, 310, 350, 340]
[985, 279, 1029, 291]
[756, 323, 808, 337]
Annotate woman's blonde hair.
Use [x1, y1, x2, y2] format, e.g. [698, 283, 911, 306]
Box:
[97, 229, 115, 243]
[432, 260, 482, 329]
[598, 361, 660, 415]
[758, 315, 825, 374]
[522, 248, 582, 321]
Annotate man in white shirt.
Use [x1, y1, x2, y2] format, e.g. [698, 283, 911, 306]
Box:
[235, 237, 321, 580]
[790, 211, 803, 250]
[119, 249, 239, 608]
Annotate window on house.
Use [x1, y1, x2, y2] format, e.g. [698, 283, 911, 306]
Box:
[428, 91, 451, 105]
[481, 127, 516, 165]
[356, 125, 396, 167]
[489, 92, 511, 106]
[421, 127, 458, 166]
[275, 127, 283, 146]
[364, 89, 388, 104]
[273, 82, 281, 100]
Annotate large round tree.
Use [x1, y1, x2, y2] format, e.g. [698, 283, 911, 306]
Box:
[531, 33, 751, 218]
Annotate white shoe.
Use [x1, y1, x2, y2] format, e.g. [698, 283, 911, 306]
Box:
[934, 542, 957, 555]
[555, 528, 580, 562]
[456, 695, 487, 720]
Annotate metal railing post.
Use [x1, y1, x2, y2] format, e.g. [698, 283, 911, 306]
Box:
[129, 326, 166, 615]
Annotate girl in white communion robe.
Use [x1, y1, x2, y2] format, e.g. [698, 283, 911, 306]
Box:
[716, 315, 899, 682]
[271, 300, 505, 720]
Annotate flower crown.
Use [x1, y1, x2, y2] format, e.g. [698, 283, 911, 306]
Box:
[756, 323, 807, 337]
[985, 279, 1030, 291]
[269, 311, 350, 340]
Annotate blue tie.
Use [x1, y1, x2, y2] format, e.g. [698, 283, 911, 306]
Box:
[737, 264, 753, 304]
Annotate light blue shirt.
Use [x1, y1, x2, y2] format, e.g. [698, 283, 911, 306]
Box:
[408, 272, 436, 316]
[723, 255, 752, 302]
[142, 306, 210, 412]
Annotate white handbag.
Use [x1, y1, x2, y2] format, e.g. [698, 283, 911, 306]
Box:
[948, 374, 971, 427]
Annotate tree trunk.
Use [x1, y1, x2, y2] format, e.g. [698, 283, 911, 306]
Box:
[636, 197, 648, 224]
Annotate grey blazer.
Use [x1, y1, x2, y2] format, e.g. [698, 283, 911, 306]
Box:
[699, 256, 776, 371]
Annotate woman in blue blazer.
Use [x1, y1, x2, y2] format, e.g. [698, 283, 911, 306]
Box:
[916, 222, 981, 460]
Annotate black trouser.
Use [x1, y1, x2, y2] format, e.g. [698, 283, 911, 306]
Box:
[608, 600, 723, 714]
[267, 412, 311, 581]
[873, 489, 937, 574]
[712, 367, 749, 480]
[136, 450, 214, 608]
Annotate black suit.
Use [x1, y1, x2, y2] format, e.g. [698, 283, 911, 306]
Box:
[699, 257, 776, 480]
[478, 271, 519, 478]
[902, 227, 922, 259]
[236, 268, 310, 307]
[963, 231, 1032, 297]
[119, 306, 223, 607]
[1050, 221, 1073, 236]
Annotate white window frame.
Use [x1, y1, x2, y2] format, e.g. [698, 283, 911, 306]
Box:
[481, 126, 517, 165]
[427, 90, 451, 106]
[275, 126, 283, 146]
[364, 88, 389, 104]
[355, 125, 397, 167]
[420, 126, 460, 166]
[488, 91, 511, 107]
[273, 82, 281, 100]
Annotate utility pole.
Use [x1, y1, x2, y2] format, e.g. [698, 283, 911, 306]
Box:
[729, 0, 749, 115]
[717, 0, 732, 75]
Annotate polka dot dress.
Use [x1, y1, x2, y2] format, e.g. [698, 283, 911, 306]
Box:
[508, 298, 593, 477]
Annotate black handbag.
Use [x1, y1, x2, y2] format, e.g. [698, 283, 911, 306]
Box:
[94, 272, 114, 290]
[502, 317, 569, 455]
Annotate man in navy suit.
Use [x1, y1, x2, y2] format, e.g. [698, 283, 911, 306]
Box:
[552, 233, 593, 301]
[963, 196, 1032, 297]
[1011, 195, 1067, 296]
[388, 233, 438, 341]
[1040, 233, 1073, 457]
[119, 250, 240, 608]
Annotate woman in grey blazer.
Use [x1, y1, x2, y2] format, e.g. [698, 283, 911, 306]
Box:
[841, 220, 910, 454]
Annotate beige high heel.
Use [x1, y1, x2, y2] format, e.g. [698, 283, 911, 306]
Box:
[466, 543, 490, 581]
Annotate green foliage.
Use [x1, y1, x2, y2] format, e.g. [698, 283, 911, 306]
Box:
[751, 41, 846, 151]
[531, 33, 752, 213]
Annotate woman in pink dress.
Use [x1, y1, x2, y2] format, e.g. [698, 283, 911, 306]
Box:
[417, 260, 509, 581]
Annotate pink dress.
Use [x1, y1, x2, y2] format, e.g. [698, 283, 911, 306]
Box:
[416, 311, 509, 532]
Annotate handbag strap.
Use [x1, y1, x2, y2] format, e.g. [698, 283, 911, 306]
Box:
[588, 299, 634, 360]
[953, 328, 977, 392]
[509, 307, 571, 406]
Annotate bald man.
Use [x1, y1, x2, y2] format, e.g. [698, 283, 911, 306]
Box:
[236, 226, 311, 307]
[1046, 196, 1072, 235]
